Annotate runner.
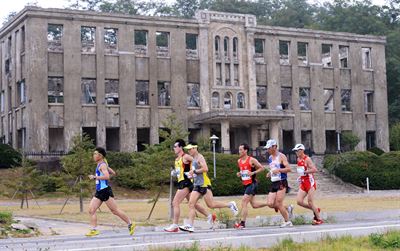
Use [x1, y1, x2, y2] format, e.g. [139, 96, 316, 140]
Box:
[292, 143, 323, 225]
[179, 143, 239, 232]
[164, 139, 216, 232]
[234, 143, 268, 229]
[265, 139, 294, 227]
[86, 147, 135, 237]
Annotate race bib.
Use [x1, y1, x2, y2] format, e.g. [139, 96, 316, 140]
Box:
[270, 168, 281, 182]
[297, 167, 305, 176]
[95, 180, 99, 184]
[240, 170, 251, 181]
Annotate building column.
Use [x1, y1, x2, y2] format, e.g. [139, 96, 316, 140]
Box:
[96, 26, 106, 149]
[198, 24, 210, 113]
[246, 27, 257, 110]
[250, 125, 259, 149]
[148, 27, 159, 145]
[201, 124, 210, 139]
[269, 121, 279, 143]
[220, 120, 230, 152]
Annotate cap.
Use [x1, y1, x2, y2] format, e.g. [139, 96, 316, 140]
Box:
[184, 144, 198, 150]
[264, 139, 277, 149]
[292, 143, 305, 151]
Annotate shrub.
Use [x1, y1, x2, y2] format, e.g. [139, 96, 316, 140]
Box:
[106, 151, 134, 169]
[0, 144, 22, 168]
[367, 147, 385, 156]
[341, 131, 360, 151]
[390, 123, 400, 151]
[0, 211, 12, 225]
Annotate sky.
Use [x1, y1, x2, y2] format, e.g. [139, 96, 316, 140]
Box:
[0, 0, 390, 25]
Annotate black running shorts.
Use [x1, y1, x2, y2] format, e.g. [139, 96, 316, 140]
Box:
[244, 182, 258, 196]
[269, 179, 289, 193]
[177, 179, 194, 192]
[95, 186, 114, 202]
[193, 185, 212, 196]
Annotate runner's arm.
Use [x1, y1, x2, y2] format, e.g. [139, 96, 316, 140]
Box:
[304, 158, 317, 174]
[193, 155, 208, 175]
[236, 160, 241, 177]
[108, 167, 116, 176]
[271, 154, 291, 174]
[183, 153, 193, 164]
[97, 164, 110, 180]
[250, 158, 265, 176]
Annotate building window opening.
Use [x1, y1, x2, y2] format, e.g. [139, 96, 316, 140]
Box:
[362, 47, 372, 69]
[233, 37, 238, 60]
[224, 37, 229, 60]
[21, 26, 25, 53]
[49, 127, 64, 152]
[186, 33, 198, 59]
[279, 40, 290, 65]
[82, 78, 96, 104]
[234, 64, 239, 86]
[216, 63, 222, 85]
[301, 130, 312, 150]
[364, 91, 374, 112]
[224, 92, 232, 109]
[324, 89, 334, 111]
[339, 45, 349, 68]
[158, 81, 171, 106]
[225, 64, 230, 86]
[297, 42, 308, 66]
[325, 130, 337, 154]
[136, 80, 149, 105]
[137, 128, 150, 152]
[257, 86, 267, 109]
[48, 24, 63, 52]
[106, 127, 120, 151]
[215, 36, 220, 59]
[81, 26, 96, 53]
[17, 80, 26, 105]
[156, 31, 169, 57]
[237, 92, 245, 108]
[5, 59, 10, 76]
[104, 28, 118, 54]
[322, 44, 332, 67]
[134, 30, 148, 56]
[299, 87, 311, 110]
[366, 131, 376, 149]
[341, 89, 351, 111]
[187, 83, 200, 107]
[281, 87, 292, 110]
[0, 91, 4, 113]
[212, 92, 220, 109]
[17, 128, 26, 150]
[105, 79, 119, 105]
[82, 127, 97, 146]
[254, 38, 265, 63]
[48, 77, 64, 104]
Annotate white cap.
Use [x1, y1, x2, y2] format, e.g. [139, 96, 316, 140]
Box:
[292, 143, 305, 151]
[264, 139, 277, 149]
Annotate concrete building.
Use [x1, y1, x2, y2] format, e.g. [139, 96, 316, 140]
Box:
[0, 7, 389, 154]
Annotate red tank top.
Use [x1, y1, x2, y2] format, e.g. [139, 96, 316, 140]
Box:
[238, 156, 255, 185]
[297, 155, 314, 181]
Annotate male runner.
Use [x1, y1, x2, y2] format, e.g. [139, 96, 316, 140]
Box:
[292, 143, 323, 225]
[164, 139, 216, 232]
[179, 143, 239, 232]
[265, 139, 294, 227]
[86, 147, 135, 236]
[234, 143, 268, 229]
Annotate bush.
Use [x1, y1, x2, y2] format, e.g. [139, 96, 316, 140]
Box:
[341, 131, 360, 151]
[106, 152, 134, 169]
[0, 211, 12, 225]
[0, 144, 22, 168]
[390, 123, 400, 151]
[37, 174, 63, 193]
[367, 147, 385, 156]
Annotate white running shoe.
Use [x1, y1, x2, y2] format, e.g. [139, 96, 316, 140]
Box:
[288, 204, 294, 220]
[164, 224, 179, 232]
[280, 221, 293, 228]
[179, 224, 194, 232]
[229, 201, 239, 216]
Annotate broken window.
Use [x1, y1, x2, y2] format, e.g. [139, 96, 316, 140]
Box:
[297, 42, 308, 66]
[224, 92, 232, 109]
[233, 37, 238, 60]
[82, 127, 97, 146]
[322, 44, 332, 67]
[136, 80, 149, 105]
[299, 88, 311, 110]
[339, 45, 349, 68]
[225, 64, 230, 86]
[7, 36, 11, 58]
[21, 26, 25, 53]
[237, 92, 245, 108]
[215, 36, 220, 59]
[156, 32, 169, 57]
[224, 37, 229, 60]
[105, 79, 119, 105]
[257, 86, 267, 109]
[187, 83, 200, 107]
[81, 26, 96, 53]
[281, 87, 292, 110]
[81, 78, 96, 104]
[364, 91, 374, 112]
[106, 127, 120, 151]
[186, 33, 198, 59]
[216, 63, 222, 85]
[341, 89, 351, 111]
[17, 80, 26, 105]
[49, 128, 64, 152]
[134, 30, 148, 56]
[301, 130, 312, 149]
[48, 77, 64, 104]
[0, 91, 4, 112]
[5, 59, 10, 75]
[254, 38, 265, 63]
[212, 92, 220, 109]
[362, 47, 372, 69]
[48, 24, 63, 52]
[104, 28, 118, 54]
[279, 40, 290, 65]
[324, 89, 334, 111]
[17, 128, 26, 149]
[366, 131, 376, 149]
[325, 130, 337, 153]
[158, 81, 171, 106]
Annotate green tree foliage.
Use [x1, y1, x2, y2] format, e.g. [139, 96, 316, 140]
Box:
[341, 131, 360, 151]
[390, 122, 400, 150]
[0, 144, 22, 169]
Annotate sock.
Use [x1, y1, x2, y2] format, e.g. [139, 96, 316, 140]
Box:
[240, 221, 245, 227]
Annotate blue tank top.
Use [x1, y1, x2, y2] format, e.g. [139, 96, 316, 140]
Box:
[268, 152, 287, 181]
[95, 162, 109, 191]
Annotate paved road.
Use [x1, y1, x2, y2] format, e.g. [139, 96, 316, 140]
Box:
[1, 219, 399, 251]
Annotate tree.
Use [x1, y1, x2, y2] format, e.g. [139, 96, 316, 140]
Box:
[390, 122, 400, 150]
[341, 131, 360, 152]
[0, 144, 22, 169]
[60, 133, 95, 213]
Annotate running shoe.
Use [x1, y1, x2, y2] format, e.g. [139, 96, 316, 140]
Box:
[313, 208, 321, 221]
[85, 229, 100, 237]
[228, 201, 239, 216]
[207, 213, 217, 225]
[234, 222, 245, 229]
[164, 224, 179, 232]
[312, 219, 324, 225]
[280, 221, 293, 228]
[179, 224, 194, 232]
[288, 204, 294, 220]
[128, 223, 136, 235]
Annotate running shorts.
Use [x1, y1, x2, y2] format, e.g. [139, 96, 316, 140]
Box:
[95, 186, 114, 202]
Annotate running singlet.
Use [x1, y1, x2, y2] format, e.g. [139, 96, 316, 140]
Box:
[192, 157, 211, 187]
[268, 153, 287, 182]
[95, 162, 109, 191]
[238, 156, 255, 186]
[297, 155, 316, 191]
[174, 154, 191, 182]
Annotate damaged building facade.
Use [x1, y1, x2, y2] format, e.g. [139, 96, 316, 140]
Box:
[0, 7, 389, 154]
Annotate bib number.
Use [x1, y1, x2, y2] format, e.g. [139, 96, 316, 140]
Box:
[240, 170, 251, 181]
